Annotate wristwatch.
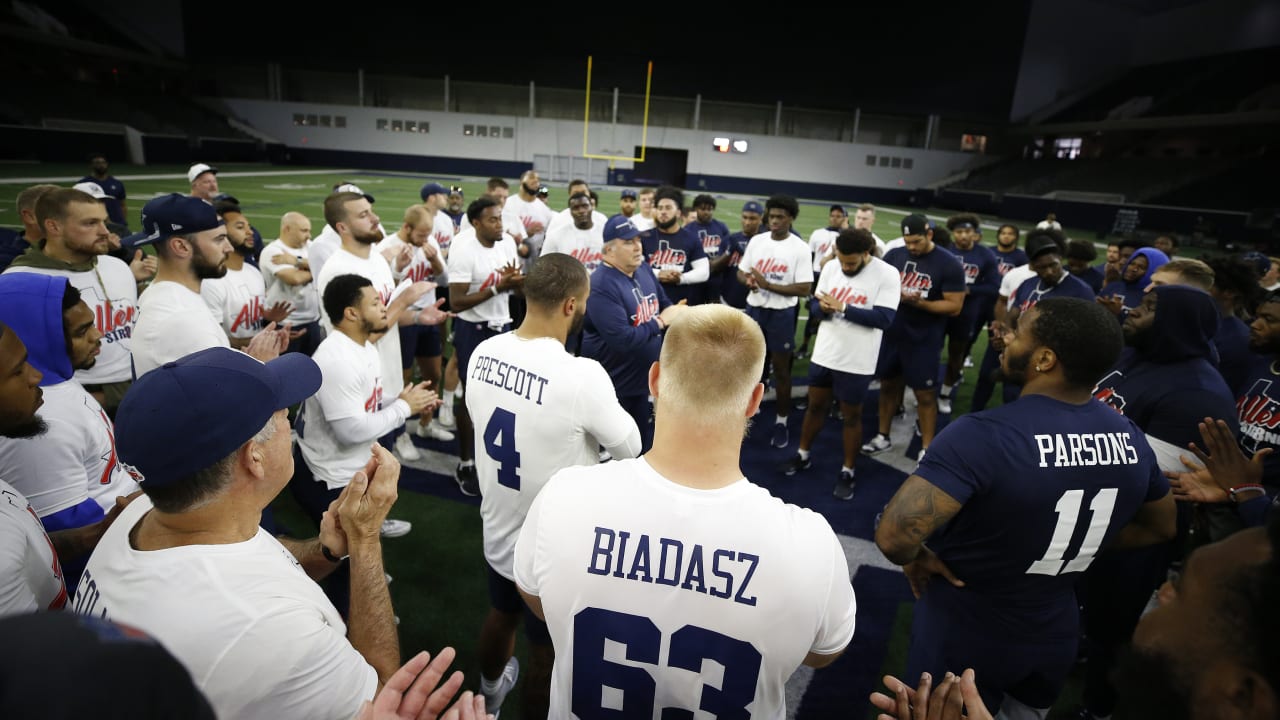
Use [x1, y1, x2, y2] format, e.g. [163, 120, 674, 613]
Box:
[321, 544, 349, 563]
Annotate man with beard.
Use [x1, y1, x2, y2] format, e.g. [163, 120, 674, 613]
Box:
[992, 224, 1028, 278]
[501, 170, 554, 266]
[1098, 246, 1169, 319]
[201, 201, 293, 350]
[419, 182, 457, 261]
[0, 276, 138, 592]
[871, 514, 1280, 720]
[1081, 284, 1238, 720]
[466, 254, 640, 719]
[939, 215, 1001, 415]
[779, 229, 900, 500]
[618, 188, 639, 221]
[315, 193, 437, 495]
[446, 186, 465, 234]
[542, 192, 604, 273]
[448, 197, 524, 497]
[0, 320, 132, 617]
[739, 194, 812, 449]
[800, 204, 849, 357]
[644, 186, 709, 306]
[863, 214, 964, 461]
[721, 200, 764, 310]
[876, 297, 1176, 717]
[129, 194, 287, 377]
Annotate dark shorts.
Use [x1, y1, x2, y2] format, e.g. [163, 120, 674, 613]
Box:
[486, 563, 551, 645]
[746, 305, 797, 353]
[454, 318, 511, 386]
[945, 305, 982, 343]
[807, 363, 873, 406]
[286, 320, 325, 357]
[398, 323, 443, 367]
[876, 336, 942, 390]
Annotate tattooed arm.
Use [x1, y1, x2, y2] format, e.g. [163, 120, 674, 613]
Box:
[875, 476, 968, 598]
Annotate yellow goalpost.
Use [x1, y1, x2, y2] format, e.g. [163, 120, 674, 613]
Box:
[581, 56, 652, 163]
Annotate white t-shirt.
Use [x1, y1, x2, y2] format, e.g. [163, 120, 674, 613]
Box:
[466, 334, 640, 579]
[74, 496, 377, 720]
[740, 233, 815, 309]
[631, 214, 656, 232]
[884, 236, 906, 254]
[545, 207, 609, 239]
[514, 458, 857, 719]
[1000, 264, 1038, 311]
[4, 256, 138, 385]
[432, 210, 455, 260]
[446, 229, 521, 326]
[298, 331, 409, 489]
[502, 195, 554, 257]
[808, 228, 839, 273]
[0, 381, 139, 518]
[259, 240, 321, 325]
[0, 479, 66, 618]
[1036, 220, 1063, 231]
[379, 233, 444, 309]
[201, 265, 268, 340]
[132, 281, 229, 377]
[315, 247, 405, 399]
[811, 257, 902, 375]
[310, 222, 390, 280]
[542, 221, 604, 273]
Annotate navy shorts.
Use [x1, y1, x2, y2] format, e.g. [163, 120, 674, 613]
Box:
[398, 323, 443, 368]
[808, 363, 873, 406]
[486, 564, 551, 645]
[454, 319, 510, 386]
[876, 336, 942, 390]
[945, 304, 981, 343]
[746, 305, 797, 353]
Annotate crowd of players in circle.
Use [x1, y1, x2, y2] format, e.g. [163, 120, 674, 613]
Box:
[0, 155, 1277, 719]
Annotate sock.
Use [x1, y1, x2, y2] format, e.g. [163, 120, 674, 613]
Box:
[459, 460, 474, 469]
[841, 465, 854, 475]
[797, 448, 810, 461]
[444, 389, 456, 405]
[941, 383, 953, 397]
[776, 415, 787, 426]
[480, 671, 502, 694]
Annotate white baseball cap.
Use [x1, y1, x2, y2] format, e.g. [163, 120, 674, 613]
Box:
[72, 181, 114, 200]
[187, 163, 218, 184]
[333, 183, 375, 203]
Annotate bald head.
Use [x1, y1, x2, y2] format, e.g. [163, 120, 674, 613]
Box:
[279, 212, 312, 247]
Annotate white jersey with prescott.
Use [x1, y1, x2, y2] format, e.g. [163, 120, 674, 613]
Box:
[0, 479, 66, 618]
[514, 458, 857, 719]
[466, 333, 640, 579]
[74, 496, 377, 720]
[740, 233, 815, 309]
[811, 256, 902, 375]
[131, 281, 229, 377]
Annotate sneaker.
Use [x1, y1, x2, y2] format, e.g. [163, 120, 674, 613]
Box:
[938, 396, 952, 415]
[918, 448, 928, 462]
[832, 471, 856, 500]
[598, 449, 613, 463]
[963, 354, 974, 368]
[778, 453, 811, 476]
[795, 395, 809, 410]
[483, 657, 520, 718]
[868, 379, 882, 391]
[861, 433, 892, 455]
[770, 423, 789, 449]
[385, 573, 393, 585]
[913, 420, 923, 438]
[456, 463, 480, 497]
[393, 433, 421, 461]
[420, 420, 455, 442]
[380, 519, 412, 538]
[437, 402, 457, 431]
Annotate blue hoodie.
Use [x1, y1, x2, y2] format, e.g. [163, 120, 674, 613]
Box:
[0, 273, 74, 386]
[1093, 285, 1237, 449]
[1099, 247, 1170, 313]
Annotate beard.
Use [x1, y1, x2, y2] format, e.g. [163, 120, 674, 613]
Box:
[353, 227, 384, 245]
[522, 181, 540, 197]
[193, 253, 227, 280]
[569, 308, 586, 336]
[3, 415, 48, 440]
[362, 316, 390, 335]
[1111, 646, 1193, 720]
[656, 215, 679, 231]
[997, 345, 1031, 385]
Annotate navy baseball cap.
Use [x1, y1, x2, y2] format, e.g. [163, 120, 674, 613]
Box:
[123, 193, 224, 248]
[742, 200, 764, 215]
[334, 183, 375, 203]
[1026, 234, 1063, 259]
[419, 182, 449, 201]
[603, 214, 641, 242]
[115, 348, 322, 489]
[901, 213, 930, 237]
[1242, 251, 1271, 278]
[620, 189, 638, 199]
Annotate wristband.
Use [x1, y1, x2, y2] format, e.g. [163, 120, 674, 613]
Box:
[490, 285, 499, 297]
[1228, 483, 1266, 503]
[321, 544, 348, 563]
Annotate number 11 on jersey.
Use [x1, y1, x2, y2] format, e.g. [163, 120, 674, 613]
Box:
[483, 407, 522, 490]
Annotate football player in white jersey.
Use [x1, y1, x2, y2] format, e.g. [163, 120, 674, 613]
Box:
[514, 305, 856, 719]
[201, 201, 293, 349]
[544, 179, 609, 238]
[419, 182, 457, 260]
[780, 229, 901, 499]
[467, 253, 641, 718]
[541, 192, 604, 273]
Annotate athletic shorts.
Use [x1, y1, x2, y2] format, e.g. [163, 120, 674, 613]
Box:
[454, 318, 510, 385]
[746, 305, 797, 353]
[808, 363, 873, 406]
[486, 564, 551, 645]
[876, 336, 942, 390]
[945, 304, 982, 343]
[398, 323, 442, 368]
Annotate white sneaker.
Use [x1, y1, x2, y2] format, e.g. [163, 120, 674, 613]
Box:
[437, 402, 457, 430]
[938, 396, 952, 415]
[483, 657, 520, 718]
[861, 434, 892, 455]
[421, 420, 455, 441]
[380, 519, 412, 538]
[394, 433, 421, 461]
[963, 355, 974, 368]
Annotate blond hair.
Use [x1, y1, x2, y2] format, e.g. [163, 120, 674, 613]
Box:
[403, 204, 433, 230]
[656, 305, 765, 429]
[1158, 258, 1214, 291]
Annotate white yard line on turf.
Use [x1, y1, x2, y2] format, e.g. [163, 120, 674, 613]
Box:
[0, 168, 357, 184]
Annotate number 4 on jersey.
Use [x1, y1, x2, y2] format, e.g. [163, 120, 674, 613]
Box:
[483, 407, 522, 490]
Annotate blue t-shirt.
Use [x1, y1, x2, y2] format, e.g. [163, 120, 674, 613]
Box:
[1071, 266, 1105, 294]
[79, 175, 127, 227]
[721, 231, 753, 309]
[882, 245, 966, 343]
[1011, 273, 1095, 313]
[1236, 353, 1280, 487]
[994, 247, 1029, 277]
[948, 243, 1001, 318]
[580, 262, 672, 397]
[642, 227, 707, 305]
[915, 394, 1166, 620]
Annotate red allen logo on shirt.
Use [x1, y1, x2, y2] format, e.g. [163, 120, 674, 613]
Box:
[900, 261, 934, 293]
[230, 296, 264, 334]
[828, 287, 868, 307]
[570, 248, 602, 265]
[753, 258, 790, 279]
[95, 303, 135, 333]
[650, 239, 686, 269]
[364, 385, 383, 413]
[478, 271, 502, 294]
[630, 288, 659, 326]
[406, 262, 434, 283]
